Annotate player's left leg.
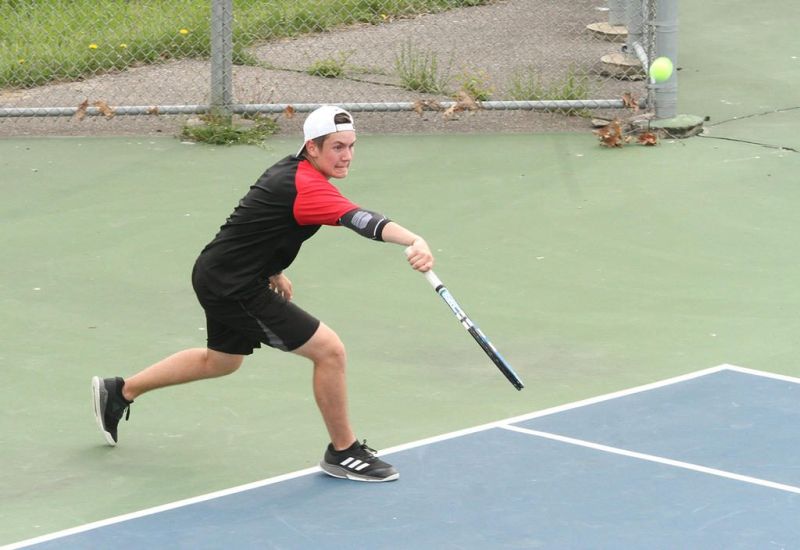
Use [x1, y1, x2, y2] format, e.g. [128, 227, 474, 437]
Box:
[293, 323, 399, 482]
[291, 323, 354, 449]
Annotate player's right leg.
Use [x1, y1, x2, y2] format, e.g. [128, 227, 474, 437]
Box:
[91, 349, 244, 446]
[91, 375, 132, 446]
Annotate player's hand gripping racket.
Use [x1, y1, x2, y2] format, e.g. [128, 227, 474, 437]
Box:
[406, 249, 524, 390]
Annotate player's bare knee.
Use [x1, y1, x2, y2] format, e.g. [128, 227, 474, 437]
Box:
[292, 323, 346, 367]
[206, 349, 244, 376]
[316, 331, 347, 368]
[317, 331, 346, 364]
[328, 339, 347, 366]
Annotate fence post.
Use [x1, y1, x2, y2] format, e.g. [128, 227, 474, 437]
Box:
[653, 0, 678, 118]
[210, 0, 233, 120]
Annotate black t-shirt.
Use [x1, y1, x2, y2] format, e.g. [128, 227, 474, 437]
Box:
[194, 155, 359, 298]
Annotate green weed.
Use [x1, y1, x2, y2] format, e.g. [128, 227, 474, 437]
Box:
[508, 65, 591, 115]
[307, 52, 352, 79]
[456, 69, 493, 101]
[180, 114, 279, 146]
[394, 41, 450, 94]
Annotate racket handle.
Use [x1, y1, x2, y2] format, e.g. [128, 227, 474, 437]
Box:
[423, 270, 443, 289]
[404, 246, 441, 288]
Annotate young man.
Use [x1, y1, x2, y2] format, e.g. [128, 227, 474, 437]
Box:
[92, 105, 434, 482]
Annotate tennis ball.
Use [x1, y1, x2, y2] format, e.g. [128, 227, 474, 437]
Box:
[649, 57, 673, 83]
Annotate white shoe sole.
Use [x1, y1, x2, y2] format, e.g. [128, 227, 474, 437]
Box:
[91, 376, 117, 446]
[319, 461, 399, 482]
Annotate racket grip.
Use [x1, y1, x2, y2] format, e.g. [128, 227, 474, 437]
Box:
[423, 270, 443, 289]
[404, 247, 442, 288]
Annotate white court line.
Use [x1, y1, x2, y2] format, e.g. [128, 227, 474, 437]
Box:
[1, 467, 323, 550]
[501, 424, 800, 496]
[380, 363, 736, 456]
[5, 363, 796, 549]
[722, 364, 800, 385]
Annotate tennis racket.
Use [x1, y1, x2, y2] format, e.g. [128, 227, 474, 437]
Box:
[409, 256, 524, 391]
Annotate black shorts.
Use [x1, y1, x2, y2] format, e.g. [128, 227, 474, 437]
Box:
[192, 280, 320, 356]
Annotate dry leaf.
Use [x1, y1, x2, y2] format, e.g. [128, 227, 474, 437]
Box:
[93, 100, 115, 119]
[637, 131, 658, 146]
[622, 92, 639, 112]
[594, 119, 624, 147]
[453, 90, 479, 111]
[75, 99, 89, 121]
[442, 92, 479, 120]
[284, 105, 296, 118]
[442, 104, 457, 120]
[147, 106, 159, 115]
[412, 100, 443, 115]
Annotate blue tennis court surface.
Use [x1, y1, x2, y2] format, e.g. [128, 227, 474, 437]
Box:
[11, 365, 800, 549]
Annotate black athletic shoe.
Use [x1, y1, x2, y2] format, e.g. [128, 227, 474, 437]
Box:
[320, 440, 399, 482]
[91, 376, 133, 446]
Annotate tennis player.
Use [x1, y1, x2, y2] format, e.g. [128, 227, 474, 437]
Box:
[92, 105, 434, 482]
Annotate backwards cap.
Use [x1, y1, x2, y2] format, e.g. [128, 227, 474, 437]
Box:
[296, 105, 355, 156]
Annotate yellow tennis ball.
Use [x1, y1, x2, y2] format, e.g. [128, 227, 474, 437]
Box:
[649, 57, 673, 83]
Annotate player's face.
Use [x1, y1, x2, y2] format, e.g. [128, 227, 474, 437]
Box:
[307, 131, 356, 179]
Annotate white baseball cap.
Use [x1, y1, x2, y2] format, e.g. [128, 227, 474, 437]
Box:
[296, 105, 355, 156]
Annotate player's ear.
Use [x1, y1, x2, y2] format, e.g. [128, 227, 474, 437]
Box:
[304, 139, 319, 157]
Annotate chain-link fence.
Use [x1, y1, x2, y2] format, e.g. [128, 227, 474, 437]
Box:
[0, 0, 672, 136]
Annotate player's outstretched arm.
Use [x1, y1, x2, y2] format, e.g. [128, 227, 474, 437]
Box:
[381, 222, 433, 272]
[337, 208, 433, 271]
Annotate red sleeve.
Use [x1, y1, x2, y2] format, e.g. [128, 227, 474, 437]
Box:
[293, 160, 359, 226]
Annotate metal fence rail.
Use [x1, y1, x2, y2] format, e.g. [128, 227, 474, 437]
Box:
[0, 0, 675, 134]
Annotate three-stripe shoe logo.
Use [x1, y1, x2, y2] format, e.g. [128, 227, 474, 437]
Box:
[339, 457, 371, 472]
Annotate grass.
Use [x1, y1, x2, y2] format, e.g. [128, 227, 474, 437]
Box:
[180, 114, 279, 146]
[394, 41, 451, 94]
[1, 0, 489, 89]
[307, 52, 352, 79]
[456, 68, 494, 101]
[508, 65, 591, 114]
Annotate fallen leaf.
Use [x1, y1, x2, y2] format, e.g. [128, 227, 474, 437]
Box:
[622, 92, 639, 111]
[75, 99, 89, 121]
[284, 105, 296, 118]
[147, 106, 159, 115]
[412, 100, 443, 115]
[443, 91, 481, 120]
[594, 119, 624, 147]
[93, 100, 115, 119]
[638, 131, 658, 145]
[454, 90, 479, 111]
[442, 104, 457, 120]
